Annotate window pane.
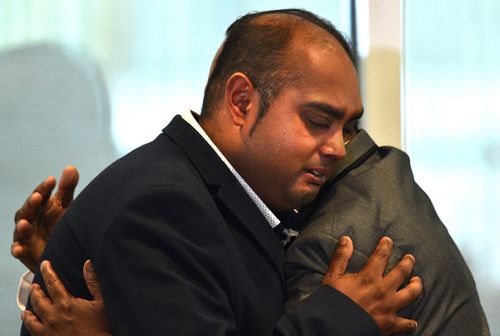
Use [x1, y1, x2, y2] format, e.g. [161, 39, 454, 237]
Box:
[404, 0, 500, 332]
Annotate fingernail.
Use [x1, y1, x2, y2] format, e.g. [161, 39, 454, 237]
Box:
[86, 260, 95, 273]
[40, 260, 48, 270]
[405, 254, 416, 263]
[339, 236, 349, 246]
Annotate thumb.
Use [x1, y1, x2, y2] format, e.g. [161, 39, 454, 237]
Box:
[83, 259, 103, 300]
[325, 236, 354, 279]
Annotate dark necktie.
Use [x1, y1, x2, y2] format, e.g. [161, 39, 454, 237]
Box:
[274, 223, 299, 248]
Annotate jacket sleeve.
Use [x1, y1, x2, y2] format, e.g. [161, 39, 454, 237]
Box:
[276, 286, 381, 336]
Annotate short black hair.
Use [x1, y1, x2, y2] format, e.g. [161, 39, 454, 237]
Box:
[200, 8, 354, 120]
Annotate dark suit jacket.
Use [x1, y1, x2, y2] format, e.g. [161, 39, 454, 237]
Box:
[285, 130, 490, 335]
[22, 115, 379, 335]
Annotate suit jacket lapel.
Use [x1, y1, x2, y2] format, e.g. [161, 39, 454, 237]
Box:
[215, 175, 285, 282]
[163, 115, 285, 282]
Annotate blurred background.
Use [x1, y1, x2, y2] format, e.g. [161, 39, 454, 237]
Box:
[0, 0, 498, 334]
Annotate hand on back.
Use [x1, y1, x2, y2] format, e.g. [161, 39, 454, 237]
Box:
[12, 166, 79, 272]
[323, 236, 423, 335]
[22, 260, 111, 336]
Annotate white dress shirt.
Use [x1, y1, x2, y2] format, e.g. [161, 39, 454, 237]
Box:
[182, 111, 281, 230]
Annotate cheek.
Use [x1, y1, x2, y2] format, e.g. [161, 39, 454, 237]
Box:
[278, 129, 317, 162]
[268, 138, 313, 180]
[250, 119, 315, 178]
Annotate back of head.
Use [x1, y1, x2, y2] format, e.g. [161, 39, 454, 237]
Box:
[200, 9, 354, 120]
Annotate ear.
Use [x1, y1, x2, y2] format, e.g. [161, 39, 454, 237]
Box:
[224, 72, 256, 127]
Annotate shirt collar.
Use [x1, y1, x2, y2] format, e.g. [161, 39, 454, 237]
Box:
[181, 111, 281, 229]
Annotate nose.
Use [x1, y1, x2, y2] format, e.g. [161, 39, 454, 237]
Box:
[319, 130, 347, 161]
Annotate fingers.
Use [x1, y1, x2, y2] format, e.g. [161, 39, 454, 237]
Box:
[323, 236, 353, 283]
[390, 316, 418, 334]
[55, 166, 79, 208]
[40, 260, 69, 303]
[361, 236, 393, 278]
[15, 191, 44, 224]
[13, 218, 33, 248]
[16, 176, 57, 222]
[385, 254, 416, 287]
[11, 241, 27, 259]
[320, 235, 422, 335]
[12, 216, 45, 272]
[14, 166, 77, 223]
[13, 218, 34, 242]
[83, 260, 103, 300]
[12, 218, 34, 262]
[21, 310, 44, 335]
[395, 276, 423, 308]
[30, 283, 54, 323]
[32, 176, 57, 199]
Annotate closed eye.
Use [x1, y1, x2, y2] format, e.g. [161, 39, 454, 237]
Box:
[306, 115, 331, 129]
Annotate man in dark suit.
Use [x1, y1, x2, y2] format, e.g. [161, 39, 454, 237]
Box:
[14, 9, 422, 336]
[285, 129, 490, 335]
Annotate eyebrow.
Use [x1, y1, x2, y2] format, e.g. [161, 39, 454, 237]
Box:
[302, 102, 364, 121]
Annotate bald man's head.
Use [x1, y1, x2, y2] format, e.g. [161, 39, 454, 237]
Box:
[200, 9, 354, 121]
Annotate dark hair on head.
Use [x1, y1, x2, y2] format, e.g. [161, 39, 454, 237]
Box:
[200, 8, 354, 120]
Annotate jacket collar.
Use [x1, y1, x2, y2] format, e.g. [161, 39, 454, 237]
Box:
[162, 115, 285, 281]
[329, 129, 378, 183]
